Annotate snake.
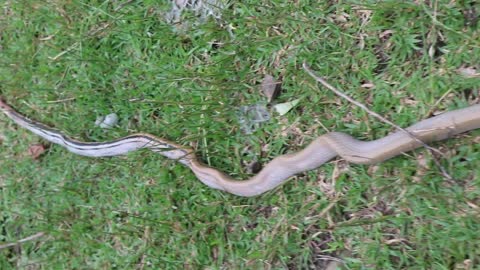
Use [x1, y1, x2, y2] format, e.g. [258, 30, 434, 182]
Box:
[1, 97, 480, 197]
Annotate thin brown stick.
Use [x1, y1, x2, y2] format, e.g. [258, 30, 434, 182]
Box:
[302, 62, 453, 181]
[0, 232, 45, 250]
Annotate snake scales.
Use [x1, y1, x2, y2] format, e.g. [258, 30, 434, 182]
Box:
[1, 97, 479, 197]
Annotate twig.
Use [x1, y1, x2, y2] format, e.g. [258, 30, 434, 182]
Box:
[0, 232, 45, 250]
[114, 0, 135, 12]
[46, 97, 76, 104]
[302, 63, 453, 181]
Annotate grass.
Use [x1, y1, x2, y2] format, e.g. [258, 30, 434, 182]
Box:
[0, 0, 479, 269]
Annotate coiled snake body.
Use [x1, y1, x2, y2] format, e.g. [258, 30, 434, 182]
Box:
[1, 98, 479, 197]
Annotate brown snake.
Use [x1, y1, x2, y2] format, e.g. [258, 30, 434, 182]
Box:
[1, 97, 479, 197]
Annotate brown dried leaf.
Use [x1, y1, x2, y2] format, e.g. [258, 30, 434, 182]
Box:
[332, 160, 349, 181]
[412, 152, 429, 183]
[28, 143, 47, 159]
[361, 82, 375, 89]
[400, 95, 419, 106]
[367, 165, 380, 175]
[457, 67, 480, 78]
[379, 30, 394, 39]
[455, 259, 473, 270]
[332, 12, 349, 23]
[317, 172, 337, 199]
[261, 74, 281, 102]
[245, 160, 262, 174]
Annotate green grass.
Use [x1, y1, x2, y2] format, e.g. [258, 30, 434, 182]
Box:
[1, 1, 480, 269]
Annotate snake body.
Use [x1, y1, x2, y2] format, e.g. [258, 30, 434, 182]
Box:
[1, 98, 480, 197]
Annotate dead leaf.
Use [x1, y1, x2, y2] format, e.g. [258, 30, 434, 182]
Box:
[367, 165, 380, 175]
[261, 74, 281, 102]
[245, 160, 262, 174]
[379, 30, 394, 39]
[332, 160, 349, 181]
[361, 82, 375, 89]
[457, 67, 480, 78]
[412, 152, 428, 183]
[463, 6, 478, 27]
[332, 12, 349, 23]
[317, 172, 337, 199]
[28, 143, 47, 159]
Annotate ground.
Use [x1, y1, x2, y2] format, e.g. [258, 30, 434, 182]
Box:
[0, 1, 479, 269]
